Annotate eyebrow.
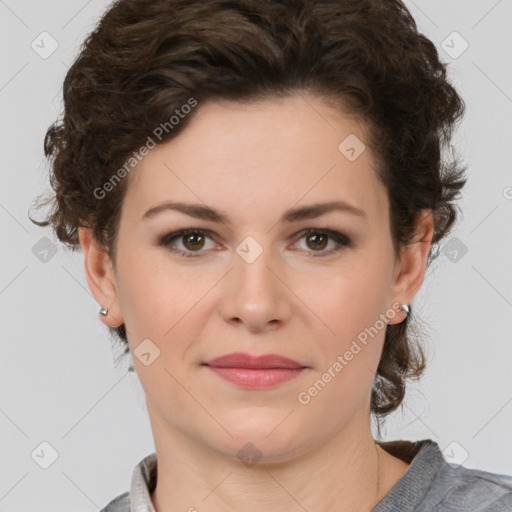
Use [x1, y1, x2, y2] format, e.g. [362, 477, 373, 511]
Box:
[141, 200, 367, 224]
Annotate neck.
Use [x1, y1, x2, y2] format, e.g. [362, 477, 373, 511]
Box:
[148, 407, 403, 512]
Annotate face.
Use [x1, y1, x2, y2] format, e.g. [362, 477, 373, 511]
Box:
[84, 93, 429, 463]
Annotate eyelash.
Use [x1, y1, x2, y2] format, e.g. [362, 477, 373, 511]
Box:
[159, 228, 353, 259]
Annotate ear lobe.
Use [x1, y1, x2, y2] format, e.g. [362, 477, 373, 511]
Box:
[390, 209, 435, 314]
[78, 227, 124, 328]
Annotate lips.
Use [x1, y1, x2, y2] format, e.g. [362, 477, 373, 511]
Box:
[203, 352, 305, 369]
[202, 352, 307, 389]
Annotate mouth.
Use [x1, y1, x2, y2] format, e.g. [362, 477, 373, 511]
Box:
[202, 352, 307, 389]
[203, 352, 306, 369]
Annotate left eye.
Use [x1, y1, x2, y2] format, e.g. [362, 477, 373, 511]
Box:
[159, 228, 352, 258]
[293, 229, 352, 255]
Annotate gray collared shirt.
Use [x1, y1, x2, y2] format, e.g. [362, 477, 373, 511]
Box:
[99, 439, 512, 511]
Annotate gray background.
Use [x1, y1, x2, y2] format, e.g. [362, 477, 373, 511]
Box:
[1, 0, 511, 510]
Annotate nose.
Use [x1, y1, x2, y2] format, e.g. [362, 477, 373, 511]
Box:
[220, 240, 292, 332]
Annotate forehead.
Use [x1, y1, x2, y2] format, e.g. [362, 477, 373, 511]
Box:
[122, 94, 388, 226]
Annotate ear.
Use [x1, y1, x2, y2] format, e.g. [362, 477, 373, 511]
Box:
[388, 209, 434, 325]
[78, 227, 124, 328]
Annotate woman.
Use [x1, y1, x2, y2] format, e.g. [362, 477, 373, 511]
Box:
[31, 0, 512, 510]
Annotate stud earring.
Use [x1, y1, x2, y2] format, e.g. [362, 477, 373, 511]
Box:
[400, 303, 410, 316]
[99, 306, 123, 329]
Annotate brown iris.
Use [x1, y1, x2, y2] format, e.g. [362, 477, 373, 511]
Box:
[305, 233, 328, 251]
[182, 233, 205, 251]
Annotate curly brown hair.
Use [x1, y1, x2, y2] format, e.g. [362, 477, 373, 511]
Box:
[30, 0, 467, 432]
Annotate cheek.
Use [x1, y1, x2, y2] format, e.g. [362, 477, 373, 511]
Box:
[115, 249, 188, 339]
[298, 262, 391, 388]
[301, 276, 388, 412]
[306, 262, 390, 335]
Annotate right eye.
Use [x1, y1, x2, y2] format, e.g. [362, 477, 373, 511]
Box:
[159, 229, 219, 258]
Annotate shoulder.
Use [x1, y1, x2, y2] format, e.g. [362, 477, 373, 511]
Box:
[430, 463, 512, 511]
[374, 439, 512, 512]
[99, 491, 130, 512]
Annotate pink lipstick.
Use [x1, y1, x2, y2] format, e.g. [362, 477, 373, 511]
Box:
[202, 352, 306, 389]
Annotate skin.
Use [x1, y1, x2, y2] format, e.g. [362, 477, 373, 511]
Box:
[79, 92, 433, 512]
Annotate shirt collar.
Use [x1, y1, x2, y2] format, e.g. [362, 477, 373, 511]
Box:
[130, 452, 158, 512]
[372, 438, 445, 511]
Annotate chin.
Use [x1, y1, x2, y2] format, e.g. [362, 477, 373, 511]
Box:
[203, 417, 308, 463]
